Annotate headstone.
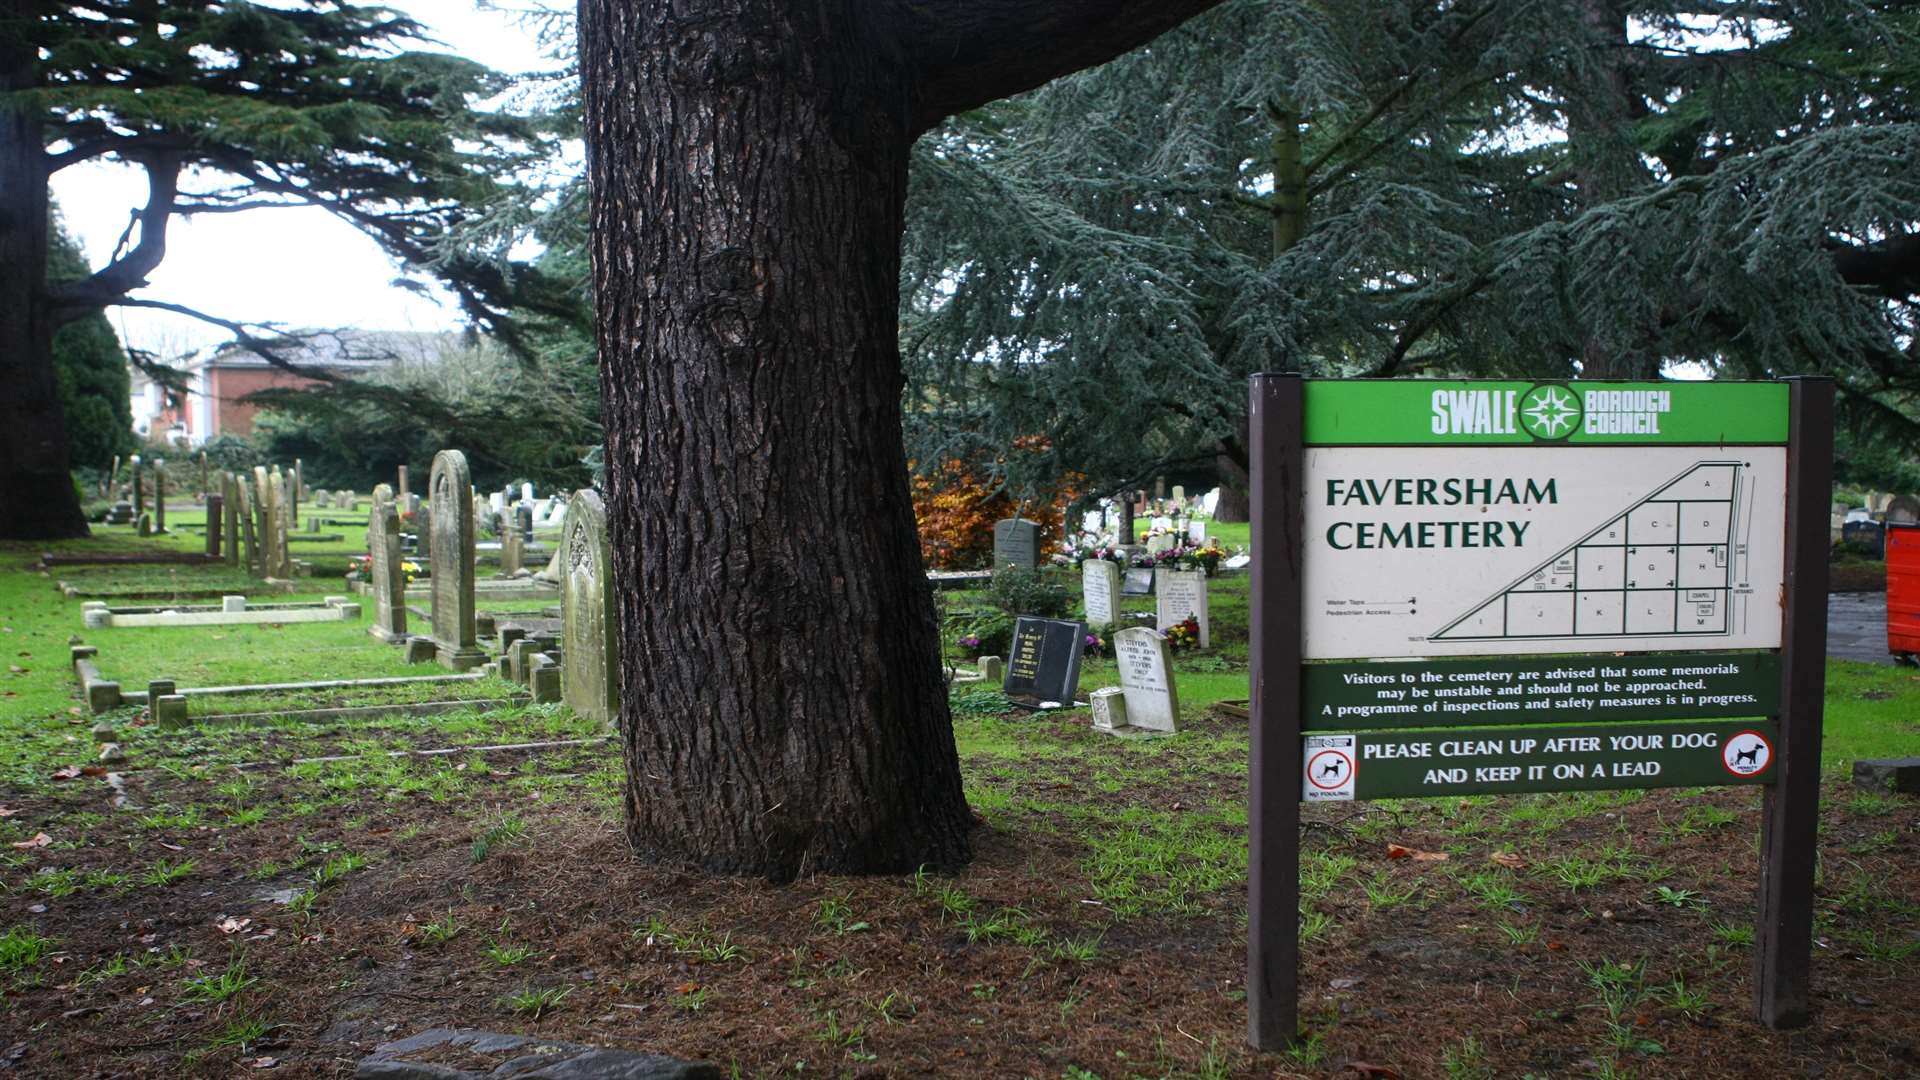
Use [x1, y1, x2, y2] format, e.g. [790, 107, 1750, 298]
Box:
[368, 500, 409, 643]
[521, 482, 534, 503]
[516, 502, 534, 542]
[1113, 626, 1180, 732]
[561, 489, 619, 725]
[1172, 485, 1186, 503]
[106, 454, 120, 498]
[977, 655, 1004, 682]
[500, 523, 524, 575]
[1122, 567, 1155, 596]
[204, 494, 223, 557]
[1146, 532, 1176, 556]
[1187, 520, 1206, 544]
[238, 477, 260, 575]
[131, 457, 145, 519]
[993, 518, 1041, 569]
[1082, 559, 1121, 629]
[429, 450, 486, 670]
[251, 466, 272, 574]
[268, 468, 291, 578]
[1002, 616, 1087, 706]
[1843, 519, 1885, 559]
[222, 473, 240, 566]
[1888, 495, 1920, 525]
[1155, 567, 1211, 648]
[136, 512, 152, 537]
[222, 595, 246, 613]
[292, 458, 303, 525]
[152, 467, 167, 532]
[397, 464, 410, 507]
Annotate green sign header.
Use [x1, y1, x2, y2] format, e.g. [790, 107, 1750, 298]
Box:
[1304, 380, 1790, 446]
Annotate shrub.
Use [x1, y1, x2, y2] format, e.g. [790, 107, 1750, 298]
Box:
[987, 565, 1071, 619]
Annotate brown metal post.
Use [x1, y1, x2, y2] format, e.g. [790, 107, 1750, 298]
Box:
[1754, 376, 1832, 1027]
[1248, 373, 1305, 1050]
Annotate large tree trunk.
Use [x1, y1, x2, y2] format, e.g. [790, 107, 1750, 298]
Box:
[581, 0, 1225, 879]
[581, 1, 970, 878]
[0, 40, 88, 540]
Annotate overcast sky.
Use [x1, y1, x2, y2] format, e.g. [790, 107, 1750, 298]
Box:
[48, 1, 565, 359]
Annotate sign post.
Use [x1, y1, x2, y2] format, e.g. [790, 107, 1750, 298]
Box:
[1247, 376, 1829, 1051]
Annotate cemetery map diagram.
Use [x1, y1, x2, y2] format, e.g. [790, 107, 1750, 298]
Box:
[1431, 461, 1751, 643]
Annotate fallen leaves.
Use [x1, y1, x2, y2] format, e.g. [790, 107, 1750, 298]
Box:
[1385, 842, 1447, 862]
[11, 832, 51, 850]
[49, 765, 106, 781]
[217, 917, 252, 935]
[1488, 850, 1526, 869]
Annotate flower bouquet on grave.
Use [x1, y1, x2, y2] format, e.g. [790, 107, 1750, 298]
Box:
[1174, 540, 1228, 577]
[1083, 631, 1107, 658]
[400, 560, 421, 585]
[1067, 542, 1126, 569]
[1165, 615, 1201, 651]
[349, 553, 373, 580]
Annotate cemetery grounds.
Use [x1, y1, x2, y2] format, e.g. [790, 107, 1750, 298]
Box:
[1, 510, 1918, 1078]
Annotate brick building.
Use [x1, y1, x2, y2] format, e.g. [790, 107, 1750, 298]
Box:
[131, 330, 458, 445]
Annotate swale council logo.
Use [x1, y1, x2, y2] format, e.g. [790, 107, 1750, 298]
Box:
[1518, 384, 1582, 441]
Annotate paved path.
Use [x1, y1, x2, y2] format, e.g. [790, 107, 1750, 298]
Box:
[1828, 591, 1893, 665]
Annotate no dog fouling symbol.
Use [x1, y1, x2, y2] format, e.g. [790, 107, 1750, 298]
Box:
[1721, 730, 1773, 777]
[1303, 735, 1357, 801]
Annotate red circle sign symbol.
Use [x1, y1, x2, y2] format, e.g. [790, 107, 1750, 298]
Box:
[1721, 730, 1773, 777]
[1306, 749, 1355, 790]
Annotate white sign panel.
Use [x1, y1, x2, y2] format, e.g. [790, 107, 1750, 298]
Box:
[1303, 445, 1786, 660]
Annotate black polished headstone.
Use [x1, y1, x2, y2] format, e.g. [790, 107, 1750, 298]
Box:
[1842, 519, 1885, 559]
[1003, 616, 1087, 706]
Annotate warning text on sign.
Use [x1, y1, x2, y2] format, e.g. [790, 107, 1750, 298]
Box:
[1303, 652, 1777, 731]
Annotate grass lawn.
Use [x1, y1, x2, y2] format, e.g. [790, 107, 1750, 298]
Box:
[0, 513, 1916, 1078]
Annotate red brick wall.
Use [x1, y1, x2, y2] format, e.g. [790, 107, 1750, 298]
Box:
[212, 367, 327, 437]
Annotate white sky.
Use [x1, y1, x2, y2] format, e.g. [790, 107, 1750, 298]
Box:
[48, 1, 565, 360]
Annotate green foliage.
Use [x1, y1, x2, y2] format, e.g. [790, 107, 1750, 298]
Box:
[900, 0, 1920, 494]
[986, 565, 1072, 620]
[46, 210, 133, 469]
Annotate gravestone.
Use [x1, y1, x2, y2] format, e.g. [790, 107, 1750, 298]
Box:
[561, 490, 619, 725]
[397, 464, 410, 507]
[993, 518, 1041, 569]
[292, 457, 303, 525]
[1843, 519, 1885, 559]
[237, 477, 260, 575]
[1122, 567, 1155, 596]
[517, 501, 534, 541]
[131, 457, 144, 519]
[500, 522, 524, 575]
[1888, 495, 1920, 525]
[1082, 559, 1121, 629]
[429, 450, 487, 670]
[222, 473, 240, 566]
[251, 466, 272, 574]
[136, 512, 152, 537]
[1172, 484, 1185, 504]
[268, 467, 291, 577]
[368, 499, 409, 643]
[204, 494, 223, 558]
[152, 468, 167, 532]
[1187, 520, 1206, 544]
[1146, 532, 1176, 555]
[1002, 616, 1087, 706]
[1155, 567, 1211, 648]
[1113, 627, 1180, 732]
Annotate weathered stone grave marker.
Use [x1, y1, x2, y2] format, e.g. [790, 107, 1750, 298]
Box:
[561, 490, 619, 724]
[1110, 626, 1179, 733]
[368, 494, 408, 644]
[429, 450, 487, 670]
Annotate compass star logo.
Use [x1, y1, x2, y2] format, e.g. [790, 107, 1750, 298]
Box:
[1519, 384, 1581, 440]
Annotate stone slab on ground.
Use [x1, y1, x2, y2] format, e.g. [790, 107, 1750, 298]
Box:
[1853, 757, 1920, 795]
[355, 1028, 719, 1080]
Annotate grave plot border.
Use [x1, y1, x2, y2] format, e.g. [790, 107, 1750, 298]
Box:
[81, 596, 362, 629]
[1246, 374, 1832, 1049]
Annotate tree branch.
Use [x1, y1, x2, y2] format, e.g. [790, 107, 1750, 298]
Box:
[46, 153, 182, 325]
[104, 298, 341, 383]
[1829, 232, 1920, 300]
[901, 0, 1229, 134]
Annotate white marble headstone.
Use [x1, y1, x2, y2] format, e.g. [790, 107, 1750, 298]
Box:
[1154, 568, 1210, 648]
[1113, 627, 1179, 732]
[1081, 559, 1121, 629]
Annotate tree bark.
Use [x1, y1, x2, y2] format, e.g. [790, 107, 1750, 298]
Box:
[580, 0, 1224, 877]
[0, 38, 88, 540]
[1212, 440, 1251, 523]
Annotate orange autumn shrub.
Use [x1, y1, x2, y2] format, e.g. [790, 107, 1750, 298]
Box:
[911, 450, 1075, 570]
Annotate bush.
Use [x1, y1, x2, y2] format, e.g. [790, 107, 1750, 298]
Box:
[987, 565, 1071, 619]
[954, 610, 1014, 658]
